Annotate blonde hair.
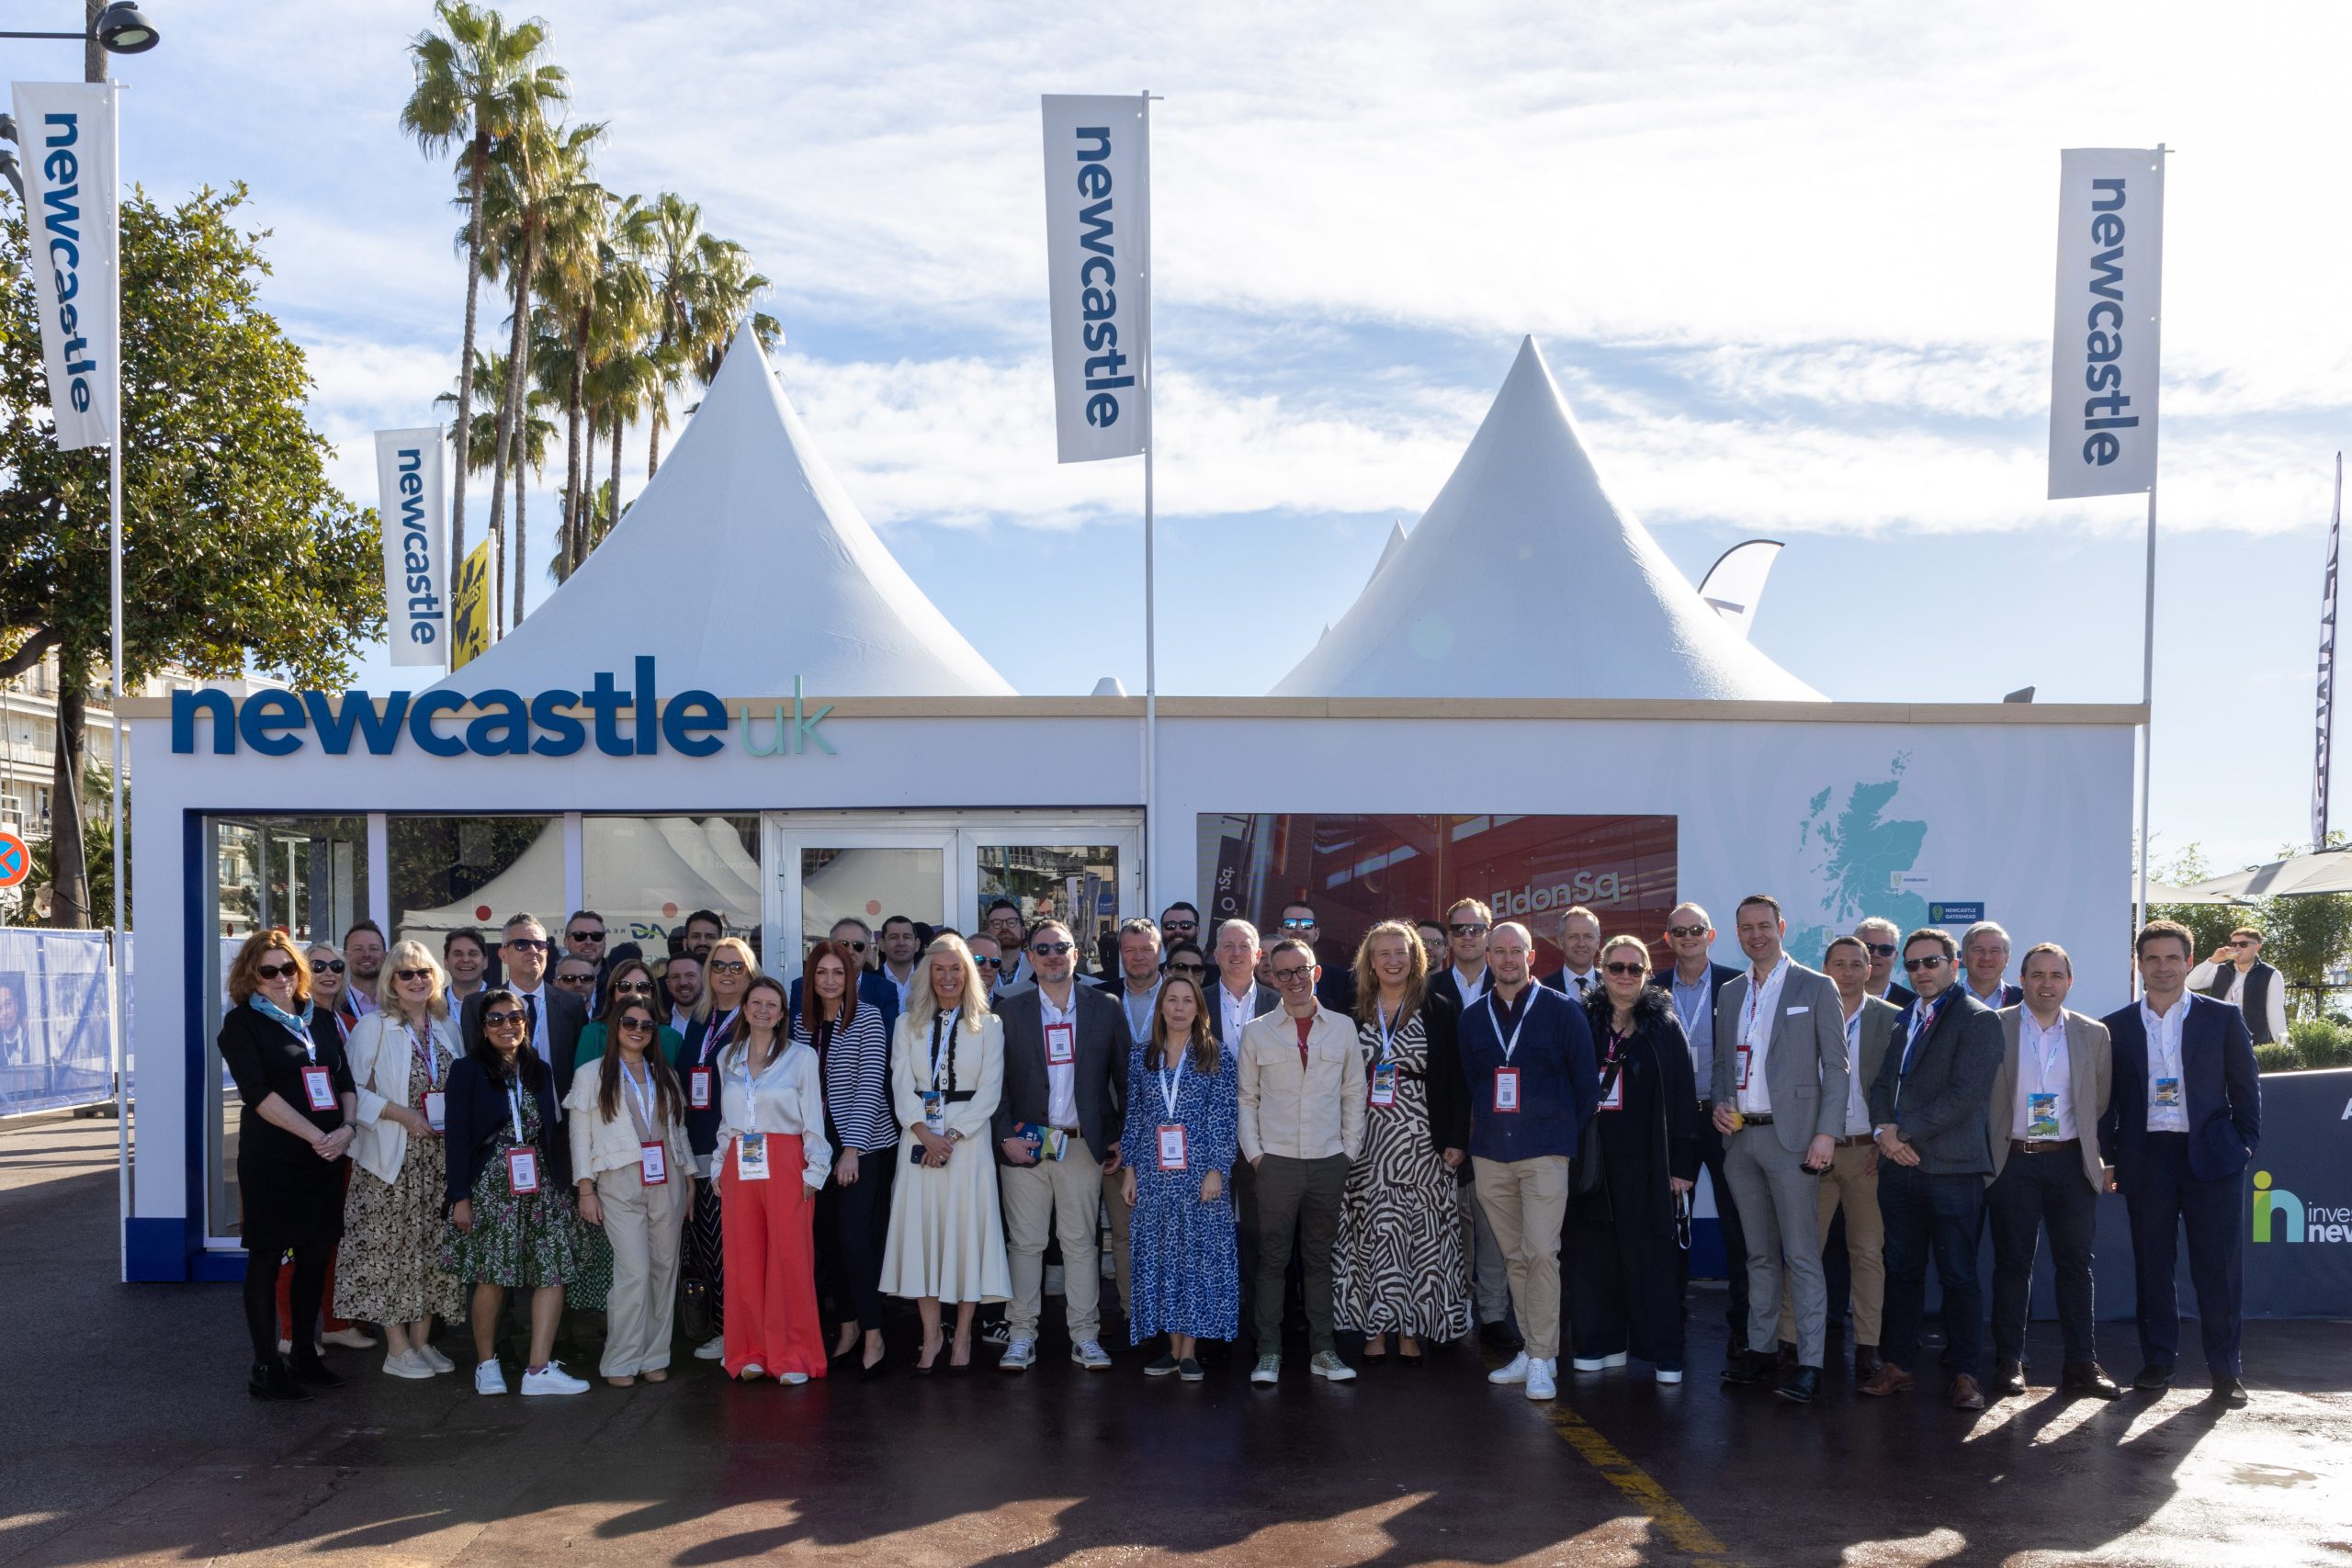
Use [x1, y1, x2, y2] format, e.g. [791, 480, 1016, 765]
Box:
[1351, 919, 1429, 1026]
[694, 935, 761, 1021]
[375, 939, 449, 1023]
[907, 934, 991, 1035]
[1599, 934, 1652, 971]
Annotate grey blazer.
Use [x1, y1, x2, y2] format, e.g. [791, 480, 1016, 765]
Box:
[1207, 982, 1283, 1045]
[1710, 961, 1851, 1152]
[1985, 1007, 2112, 1193]
[1851, 994, 1902, 1107]
[989, 982, 1128, 1162]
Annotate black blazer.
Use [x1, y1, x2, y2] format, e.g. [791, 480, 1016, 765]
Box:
[1315, 965, 1358, 1016]
[1867, 989, 2003, 1175]
[1877, 980, 1918, 1010]
[1540, 967, 1604, 1007]
[2098, 993, 2260, 1190]
[1207, 981, 1283, 1045]
[459, 984, 585, 1106]
[1590, 986, 1703, 1185]
[672, 1007, 742, 1156]
[1427, 965, 1489, 1015]
[992, 983, 1129, 1162]
[1405, 987, 1469, 1157]
[442, 1052, 571, 1213]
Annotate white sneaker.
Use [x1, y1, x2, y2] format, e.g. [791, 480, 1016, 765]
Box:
[383, 1349, 434, 1381]
[693, 1335, 727, 1361]
[1526, 1358, 1558, 1401]
[416, 1344, 456, 1374]
[1570, 1351, 1629, 1372]
[1070, 1339, 1113, 1371]
[777, 1371, 809, 1385]
[1656, 1367, 1685, 1385]
[1487, 1351, 1532, 1385]
[521, 1361, 590, 1396]
[1001, 1338, 1037, 1371]
[738, 1363, 766, 1382]
[474, 1359, 508, 1396]
[1309, 1350, 1357, 1382]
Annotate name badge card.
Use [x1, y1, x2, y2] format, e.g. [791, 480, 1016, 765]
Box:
[1042, 1127, 1069, 1162]
[423, 1090, 447, 1132]
[1369, 1063, 1397, 1107]
[2152, 1077, 2181, 1108]
[737, 1133, 771, 1180]
[1598, 1074, 1624, 1111]
[1736, 1045, 1753, 1091]
[639, 1141, 669, 1186]
[1494, 1066, 1521, 1113]
[1045, 1022, 1076, 1066]
[2026, 1092, 2059, 1140]
[688, 1067, 713, 1110]
[922, 1091, 946, 1134]
[300, 1065, 336, 1112]
[504, 1145, 541, 1195]
[1157, 1124, 1188, 1170]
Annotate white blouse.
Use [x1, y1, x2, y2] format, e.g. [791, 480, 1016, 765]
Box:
[716, 1035, 833, 1189]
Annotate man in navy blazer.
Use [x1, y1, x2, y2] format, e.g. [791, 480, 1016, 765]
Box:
[2099, 919, 2261, 1406]
[786, 918, 900, 1036]
[1647, 901, 1747, 1355]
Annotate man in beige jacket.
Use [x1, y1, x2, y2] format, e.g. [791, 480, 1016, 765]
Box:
[1238, 937, 1366, 1386]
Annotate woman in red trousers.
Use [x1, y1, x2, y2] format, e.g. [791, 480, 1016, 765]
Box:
[715, 976, 833, 1382]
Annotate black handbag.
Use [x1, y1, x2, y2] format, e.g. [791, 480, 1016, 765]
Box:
[679, 1274, 715, 1344]
[1572, 1057, 1623, 1204]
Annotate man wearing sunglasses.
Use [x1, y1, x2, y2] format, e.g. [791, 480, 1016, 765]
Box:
[1279, 903, 1355, 1013]
[1429, 898, 1495, 1011]
[1712, 894, 1850, 1404]
[786, 919, 899, 1039]
[563, 910, 606, 964]
[1855, 918, 1917, 1010]
[1647, 902, 1748, 1359]
[458, 913, 586, 1111]
[1158, 902, 1201, 951]
[2186, 926, 2287, 1050]
[991, 919, 1127, 1371]
[1862, 926, 2003, 1409]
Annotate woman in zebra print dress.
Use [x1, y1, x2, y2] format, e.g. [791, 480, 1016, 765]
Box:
[1334, 919, 1472, 1360]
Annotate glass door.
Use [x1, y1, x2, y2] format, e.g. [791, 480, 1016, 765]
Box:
[766, 818, 956, 979]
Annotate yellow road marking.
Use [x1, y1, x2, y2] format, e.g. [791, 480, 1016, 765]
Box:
[1534, 1399, 1745, 1567]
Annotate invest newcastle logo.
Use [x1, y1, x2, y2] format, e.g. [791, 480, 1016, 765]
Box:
[2254, 1170, 2352, 1245]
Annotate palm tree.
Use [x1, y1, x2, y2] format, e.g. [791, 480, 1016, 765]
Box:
[401, 2, 566, 592]
[623, 192, 781, 479]
[539, 189, 654, 575]
[435, 348, 554, 635]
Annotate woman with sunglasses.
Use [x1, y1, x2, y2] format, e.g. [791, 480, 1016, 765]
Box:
[337, 941, 465, 1379]
[798, 939, 896, 1377]
[716, 975, 831, 1382]
[1566, 935, 1701, 1385]
[1334, 919, 1472, 1366]
[441, 986, 591, 1396]
[673, 935, 760, 1361]
[219, 931, 358, 1401]
[566, 995, 695, 1385]
[879, 935, 1009, 1371]
[1118, 973, 1238, 1380]
[571, 960, 681, 1073]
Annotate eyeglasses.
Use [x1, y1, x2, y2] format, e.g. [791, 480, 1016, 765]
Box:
[1270, 966, 1314, 987]
[1449, 922, 1489, 936]
[1602, 961, 1647, 977]
[394, 967, 433, 983]
[1864, 942, 1899, 957]
[708, 958, 747, 974]
[1168, 961, 1206, 975]
[835, 940, 868, 953]
[254, 961, 300, 981]
[484, 1010, 526, 1029]
[569, 931, 605, 944]
[1902, 955, 1949, 972]
[554, 973, 595, 987]
[1666, 925, 1707, 940]
[1281, 918, 1316, 931]
[313, 959, 345, 974]
[2230, 939, 2257, 949]
[616, 1018, 655, 1035]
[1031, 942, 1073, 956]
[504, 937, 548, 953]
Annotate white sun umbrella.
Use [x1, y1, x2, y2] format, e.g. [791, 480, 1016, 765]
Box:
[2168, 848, 2352, 902]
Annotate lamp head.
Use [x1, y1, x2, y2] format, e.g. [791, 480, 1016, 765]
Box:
[96, 4, 161, 54]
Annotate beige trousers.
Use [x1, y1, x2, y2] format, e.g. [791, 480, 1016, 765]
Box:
[1777, 1140, 1885, 1349]
[1473, 1155, 1569, 1360]
[595, 1161, 687, 1378]
[1102, 1163, 1131, 1315]
[1001, 1139, 1104, 1344]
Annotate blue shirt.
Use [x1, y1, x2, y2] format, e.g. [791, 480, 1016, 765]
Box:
[1669, 970, 1714, 1086]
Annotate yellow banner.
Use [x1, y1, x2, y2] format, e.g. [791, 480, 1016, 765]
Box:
[450, 540, 492, 670]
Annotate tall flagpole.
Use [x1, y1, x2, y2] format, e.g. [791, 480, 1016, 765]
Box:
[1139, 89, 1158, 916]
[106, 78, 128, 1273]
[2130, 142, 2167, 990]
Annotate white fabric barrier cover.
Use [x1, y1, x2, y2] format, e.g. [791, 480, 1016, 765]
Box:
[0, 928, 126, 1115]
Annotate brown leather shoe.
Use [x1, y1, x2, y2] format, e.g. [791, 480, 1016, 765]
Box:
[1950, 1374, 1986, 1410]
[1858, 1362, 1914, 1397]
[2062, 1361, 2123, 1400]
[1991, 1358, 2026, 1397]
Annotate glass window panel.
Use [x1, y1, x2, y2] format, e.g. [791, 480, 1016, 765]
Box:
[977, 843, 1121, 976]
[582, 816, 761, 961]
[389, 816, 562, 958]
[802, 848, 943, 966]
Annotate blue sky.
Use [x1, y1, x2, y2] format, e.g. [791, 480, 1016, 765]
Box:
[56, 0, 2352, 875]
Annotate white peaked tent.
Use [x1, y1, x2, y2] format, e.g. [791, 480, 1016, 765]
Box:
[1272, 338, 1822, 700]
[1365, 519, 1408, 590]
[441, 329, 1012, 697]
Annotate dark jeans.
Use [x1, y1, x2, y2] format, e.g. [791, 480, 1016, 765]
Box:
[1687, 1111, 1748, 1338]
[816, 1146, 897, 1334]
[2126, 1133, 2245, 1377]
[1251, 1153, 1347, 1357]
[1988, 1149, 2099, 1366]
[1877, 1163, 1984, 1380]
[244, 1236, 328, 1365]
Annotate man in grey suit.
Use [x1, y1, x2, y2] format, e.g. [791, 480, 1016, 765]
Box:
[991, 919, 1127, 1372]
[1984, 942, 2121, 1401]
[1712, 894, 1849, 1404]
[1863, 927, 2004, 1409]
[459, 912, 587, 1108]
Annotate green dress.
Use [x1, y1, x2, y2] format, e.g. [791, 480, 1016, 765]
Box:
[439, 1081, 591, 1291]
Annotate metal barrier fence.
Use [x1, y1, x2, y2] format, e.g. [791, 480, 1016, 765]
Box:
[0, 928, 129, 1117]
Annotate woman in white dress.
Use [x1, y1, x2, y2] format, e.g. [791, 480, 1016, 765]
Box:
[878, 934, 1009, 1371]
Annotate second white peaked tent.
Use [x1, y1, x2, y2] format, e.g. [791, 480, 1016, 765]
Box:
[440, 329, 1013, 697]
[1272, 337, 1821, 701]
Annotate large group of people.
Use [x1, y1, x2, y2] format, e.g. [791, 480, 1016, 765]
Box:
[220, 892, 2262, 1415]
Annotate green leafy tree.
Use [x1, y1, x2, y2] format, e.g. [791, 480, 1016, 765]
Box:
[0, 186, 382, 925]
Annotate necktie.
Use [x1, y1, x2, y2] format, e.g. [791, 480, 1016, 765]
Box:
[1575, 975, 1590, 998]
[524, 993, 539, 1046]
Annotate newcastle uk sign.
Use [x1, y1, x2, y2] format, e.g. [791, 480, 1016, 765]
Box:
[170, 660, 835, 759]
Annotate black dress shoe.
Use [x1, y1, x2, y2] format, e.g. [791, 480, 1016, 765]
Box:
[1721, 1348, 1770, 1384]
[248, 1359, 312, 1402]
[1479, 1322, 1523, 1353]
[2061, 1361, 2123, 1400]
[2132, 1362, 2175, 1392]
[1991, 1358, 2027, 1398]
[289, 1354, 345, 1389]
[2211, 1376, 2247, 1407]
[1854, 1346, 1882, 1381]
[1774, 1364, 1820, 1404]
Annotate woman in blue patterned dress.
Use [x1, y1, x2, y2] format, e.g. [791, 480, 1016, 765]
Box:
[1118, 973, 1238, 1381]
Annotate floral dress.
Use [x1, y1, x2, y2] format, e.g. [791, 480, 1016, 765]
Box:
[336, 1042, 466, 1325]
[440, 1079, 590, 1291]
[1334, 1005, 1472, 1339]
[1118, 1043, 1240, 1344]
